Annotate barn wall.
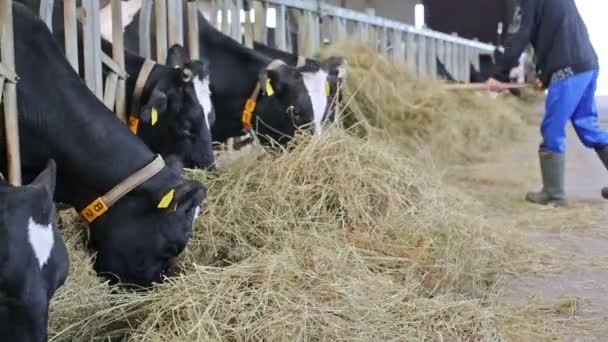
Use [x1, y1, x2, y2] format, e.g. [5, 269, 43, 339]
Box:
[423, 0, 515, 45]
[326, 0, 418, 25]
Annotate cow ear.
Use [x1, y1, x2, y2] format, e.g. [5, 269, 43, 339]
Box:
[167, 44, 190, 68]
[30, 159, 57, 196]
[260, 68, 288, 97]
[140, 89, 168, 126]
[156, 181, 207, 212]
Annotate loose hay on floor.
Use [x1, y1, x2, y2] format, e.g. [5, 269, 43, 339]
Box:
[49, 130, 545, 341]
[47, 43, 555, 341]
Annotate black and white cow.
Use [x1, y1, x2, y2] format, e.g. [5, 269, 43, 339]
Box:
[109, 2, 323, 145]
[0, 160, 69, 342]
[17, 0, 216, 170]
[2, 3, 207, 287]
[253, 42, 348, 132]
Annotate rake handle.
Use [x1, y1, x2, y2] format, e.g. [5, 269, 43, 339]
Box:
[443, 83, 534, 91]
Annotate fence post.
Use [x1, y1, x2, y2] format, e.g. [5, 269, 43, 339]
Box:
[187, 0, 201, 58]
[111, 0, 127, 123]
[275, 5, 287, 50]
[155, 0, 168, 63]
[82, 0, 103, 99]
[417, 34, 427, 76]
[428, 37, 437, 78]
[391, 29, 404, 63]
[253, 0, 267, 44]
[253, 1, 268, 45]
[139, 0, 153, 58]
[243, 1, 254, 48]
[63, 0, 79, 72]
[167, 0, 184, 47]
[405, 31, 416, 71]
[1, 0, 21, 185]
[232, 0, 242, 43]
[39, 0, 54, 32]
[220, 0, 230, 35]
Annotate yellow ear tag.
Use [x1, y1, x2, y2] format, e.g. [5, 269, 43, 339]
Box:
[151, 107, 159, 126]
[325, 81, 331, 96]
[157, 189, 175, 209]
[265, 79, 275, 96]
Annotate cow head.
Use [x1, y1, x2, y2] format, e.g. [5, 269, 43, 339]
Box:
[321, 56, 348, 126]
[87, 157, 206, 288]
[0, 160, 69, 342]
[253, 63, 318, 144]
[136, 46, 215, 170]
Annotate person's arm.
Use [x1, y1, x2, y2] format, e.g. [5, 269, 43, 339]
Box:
[492, 0, 536, 82]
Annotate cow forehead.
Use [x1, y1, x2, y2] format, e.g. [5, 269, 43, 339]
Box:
[193, 75, 213, 129]
[301, 70, 329, 133]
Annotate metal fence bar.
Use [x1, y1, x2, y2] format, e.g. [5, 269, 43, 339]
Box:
[275, 4, 287, 50]
[1, 0, 21, 185]
[167, 0, 184, 47]
[139, 0, 153, 58]
[82, 0, 103, 99]
[187, 0, 201, 58]
[63, 0, 79, 72]
[253, 0, 267, 44]
[155, 0, 168, 63]
[39, 0, 54, 32]
[111, 0, 127, 123]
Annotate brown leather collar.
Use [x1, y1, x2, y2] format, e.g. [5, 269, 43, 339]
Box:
[128, 59, 157, 134]
[80, 155, 165, 223]
[241, 59, 286, 131]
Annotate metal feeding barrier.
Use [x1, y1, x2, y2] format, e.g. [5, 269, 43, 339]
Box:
[1, 0, 501, 177]
[1, 0, 21, 185]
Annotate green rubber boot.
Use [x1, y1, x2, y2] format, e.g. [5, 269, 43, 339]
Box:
[595, 146, 608, 199]
[525, 149, 567, 207]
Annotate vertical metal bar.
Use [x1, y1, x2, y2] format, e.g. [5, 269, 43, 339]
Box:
[155, 0, 168, 63]
[187, 0, 200, 59]
[39, 0, 54, 32]
[139, 0, 153, 58]
[103, 72, 118, 109]
[221, 0, 230, 35]
[253, 0, 267, 44]
[232, 0, 242, 43]
[428, 38, 437, 78]
[405, 31, 416, 71]
[275, 5, 287, 50]
[82, 0, 103, 99]
[209, 0, 218, 29]
[111, 0, 127, 123]
[63, 0, 79, 72]
[391, 29, 403, 63]
[1, 0, 22, 185]
[243, 2, 254, 48]
[417, 34, 426, 76]
[167, 0, 184, 47]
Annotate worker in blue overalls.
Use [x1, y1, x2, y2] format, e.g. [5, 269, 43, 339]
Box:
[487, 0, 607, 207]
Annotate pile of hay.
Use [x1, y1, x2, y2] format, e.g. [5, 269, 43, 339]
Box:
[321, 42, 540, 162]
[47, 44, 552, 340]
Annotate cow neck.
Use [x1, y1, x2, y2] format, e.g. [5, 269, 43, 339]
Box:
[124, 54, 162, 118]
[13, 15, 173, 210]
[199, 16, 272, 138]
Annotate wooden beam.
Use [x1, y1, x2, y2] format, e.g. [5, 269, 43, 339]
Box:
[155, 0, 168, 63]
[63, 0, 79, 72]
[82, 0, 103, 99]
[139, 0, 153, 58]
[111, 0, 127, 122]
[187, 0, 201, 59]
[39, 0, 54, 32]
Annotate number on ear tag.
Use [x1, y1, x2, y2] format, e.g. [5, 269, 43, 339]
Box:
[325, 82, 331, 96]
[157, 189, 175, 209]
[265, 79, 275, 96]
[151, 107, 159, 126]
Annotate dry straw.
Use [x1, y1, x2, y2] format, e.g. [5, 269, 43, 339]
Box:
[47, 43, 558, 341]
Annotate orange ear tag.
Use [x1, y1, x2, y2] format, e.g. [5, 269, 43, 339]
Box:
[128, 116, 140, 134]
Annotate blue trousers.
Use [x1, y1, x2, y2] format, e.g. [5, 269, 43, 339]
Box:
[541, 69, 608, 153]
